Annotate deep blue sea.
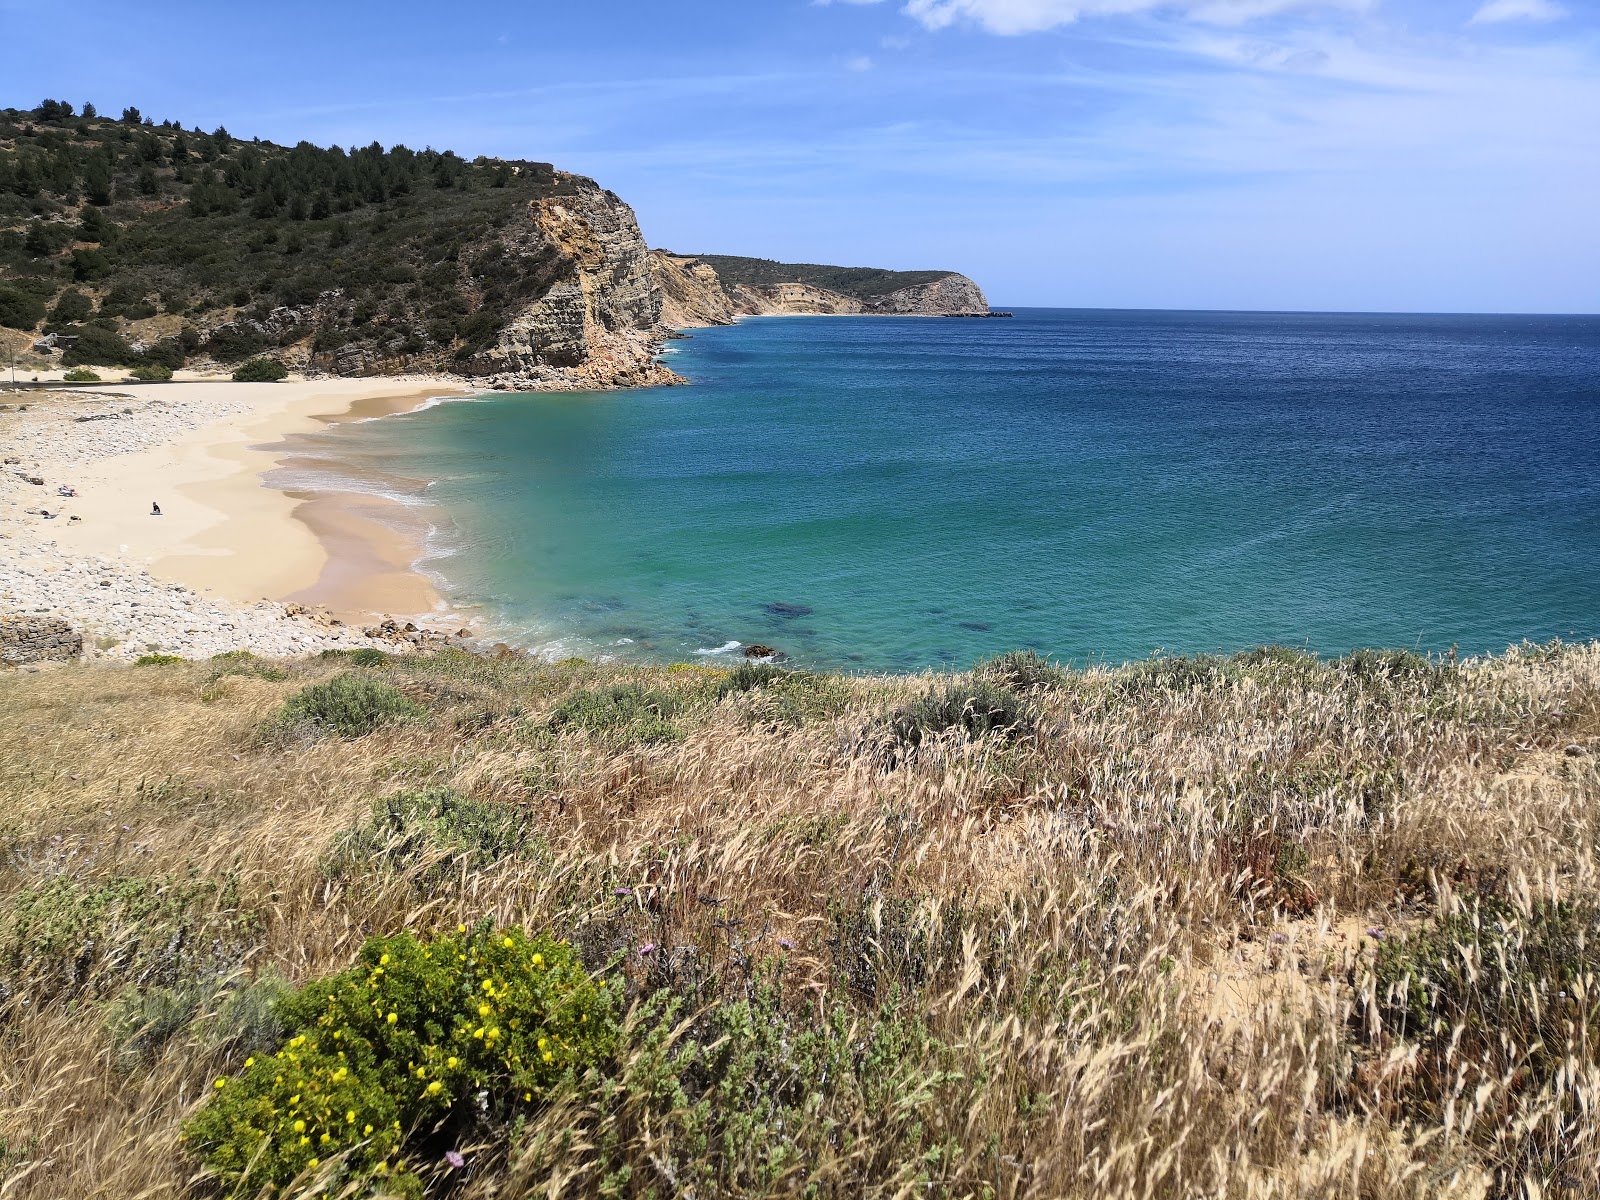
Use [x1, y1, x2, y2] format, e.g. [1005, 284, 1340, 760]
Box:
[302, 309, 1600, 672]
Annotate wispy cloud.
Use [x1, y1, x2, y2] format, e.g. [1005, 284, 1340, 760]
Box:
[832, 0, 1372, 35]
[1469, 0, 1566, 24]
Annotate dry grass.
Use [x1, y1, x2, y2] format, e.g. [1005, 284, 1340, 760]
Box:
[1, 643, 1597, 1199]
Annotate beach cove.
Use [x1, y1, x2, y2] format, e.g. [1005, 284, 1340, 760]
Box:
[0, 374, 471, 660]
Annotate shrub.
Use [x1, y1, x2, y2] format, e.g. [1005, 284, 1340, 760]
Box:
[0, 284, 46, 331]
[719, 664, 852, 727]
[1113, 653, 1235, 698]
[1341, 647, 1455, 690]
[129, 363, 173, 381]
[63, 367, 102, 383]
[548, 683, 683, 745]
[1363, 895, 1600, 1183]
[48, 287, 94, 324]
[61, 323, 135, 366]
[276, 673, 422, 739]
[327, 787, 542, 880]
[134, 652, 182, 665]
[1, 873, 259, 1009]
[881, 680, 1030, 762]
[348, 647, 391, 668]
[231, 356, 288, 382]
[976, 648, 1069, 691]
[183, 926, 618, 1195]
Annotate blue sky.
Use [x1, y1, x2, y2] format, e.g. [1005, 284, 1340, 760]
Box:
[4, 0, 1597, 311]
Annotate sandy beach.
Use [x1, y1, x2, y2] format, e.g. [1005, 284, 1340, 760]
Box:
[1, 374, 472, 660]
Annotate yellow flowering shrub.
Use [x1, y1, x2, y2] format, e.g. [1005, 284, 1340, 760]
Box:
[183, 925, 617, 1194]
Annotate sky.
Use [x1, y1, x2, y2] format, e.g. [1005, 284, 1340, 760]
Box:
[4, 0, 1597, 312]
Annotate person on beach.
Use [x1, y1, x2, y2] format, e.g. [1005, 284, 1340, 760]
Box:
[151, 502, 162, 516]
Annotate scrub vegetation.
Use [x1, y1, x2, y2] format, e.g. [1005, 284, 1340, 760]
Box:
[0, 99, 583, 374]
[1, 641, 1597, 1198]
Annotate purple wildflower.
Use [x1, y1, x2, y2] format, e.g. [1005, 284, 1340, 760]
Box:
[778, 938, 796, 951]
[638, 942, 656, 956]
[1366, 927, 1386, 940]
[613, 887, 633, 897]
[445, 1151, 465, 1170]
[1271, 933, 1290, 944]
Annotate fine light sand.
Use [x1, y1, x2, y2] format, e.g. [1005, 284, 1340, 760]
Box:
[68, 379, 460, 612]
[1, 375, 472, 658]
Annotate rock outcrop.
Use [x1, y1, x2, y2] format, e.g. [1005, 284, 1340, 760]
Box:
[0, 615, 83, 665]
[647, 252, 991, 328]
[467, 184, 683, 391]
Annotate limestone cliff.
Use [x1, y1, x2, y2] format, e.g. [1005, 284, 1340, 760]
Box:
[465, 182, 681, 390]
[646, 252, 991, 327]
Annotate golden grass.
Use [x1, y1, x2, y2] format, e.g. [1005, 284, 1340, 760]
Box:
[0, 644, 1597, 1198]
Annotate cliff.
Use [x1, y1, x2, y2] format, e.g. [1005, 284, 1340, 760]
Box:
[0, 105, 679, 391]
[650, 252, 991, 327]
[3, 102, 989, 390]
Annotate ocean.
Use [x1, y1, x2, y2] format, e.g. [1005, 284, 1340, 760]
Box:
[290, 309, 1600, 672]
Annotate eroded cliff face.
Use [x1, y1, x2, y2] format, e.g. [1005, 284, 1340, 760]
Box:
[646, 251, 990, 329]
[467, 182, 682, 390]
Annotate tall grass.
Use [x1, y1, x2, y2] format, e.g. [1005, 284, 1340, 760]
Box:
[0, 642, 1596, 1197]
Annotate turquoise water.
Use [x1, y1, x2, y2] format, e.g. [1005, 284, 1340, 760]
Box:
[305, 309, 1600, 671]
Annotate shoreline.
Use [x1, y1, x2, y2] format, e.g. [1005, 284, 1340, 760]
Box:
[0, 375, 477, 660]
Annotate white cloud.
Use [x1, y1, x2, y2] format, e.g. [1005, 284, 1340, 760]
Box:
[1469, 0, 1566, 24]
[897, 0, 1369, 34]
[847, 54, 876, 70]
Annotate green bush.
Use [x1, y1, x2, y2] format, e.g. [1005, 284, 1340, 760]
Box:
[276, 673, 422, 739]
[231, 356, 288, 382]
[719, 664, 852, 727]
[63, 366, 102, 383]
[183, 926, 618, 1195]
[129, 363, 173, 381]
[1113, 653, 1235, 698]
[48, 287, 94, 324]
[0, 283, 46, 331]
[134, 652, 183, 665]
[327, 787, 542, 880]
[1341, 647, 1455, 689]
[1, 873, 259, 1009]
[976, 649, 1069, 691]
[60, 322, 135, 366]
[548, 683, 683, 746]
[881, 680, 1030, 762]
[1363, 896, 1600, 1182]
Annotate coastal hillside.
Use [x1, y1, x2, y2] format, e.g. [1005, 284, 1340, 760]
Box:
[651, 249, 990, 326]
[0, 101, 674, 389]
[0, 100, 990, 387]
[0, 642, 1596, 1197]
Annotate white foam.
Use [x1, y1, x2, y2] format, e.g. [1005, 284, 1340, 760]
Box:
[693, 640, 742, 656]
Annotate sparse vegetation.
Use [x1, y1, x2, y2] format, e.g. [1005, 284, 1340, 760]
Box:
[0, 643, 1596, 1198]
[61, 366, 101, 382]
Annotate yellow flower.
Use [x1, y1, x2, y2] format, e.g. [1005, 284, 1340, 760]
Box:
[486, 1027, 499, 1041]
[473, 1027, 485, 1039]
[458, 924, 467, 933]
[482, 979, 494, 993]
[244, 1057, 255, 1068]
[503, 936, 515, 948]
[214, 1078, 227, 1089]
[478, 1003, 491, 1017]
[542, 1052, 553, 1064]
[523, 1091, 533, 1102]
[531, 953, 544, 967]
[363, 1124, 374, 1135]
[416, 1066, 427, 1078]
[446, 1056, 459, 1069]
[426, 1080, 443, 1095]
[346, 1110, 356, 1123]
[293, 1120, 306, 1133]
[379, 953, 391, 965]
[320, 1133, 331, 1145]
[386, 1012, 398, 1024]
[376, 1163, 388, 1176]
[300, 1136, 310, 1147]
[307, 1158, 319, 1169]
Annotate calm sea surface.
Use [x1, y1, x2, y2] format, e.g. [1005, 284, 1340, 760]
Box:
[298, 309, 1600, 671]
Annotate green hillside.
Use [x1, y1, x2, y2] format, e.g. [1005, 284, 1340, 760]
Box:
[0, 99, 583, 372]
[676, 252, 958, 300]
